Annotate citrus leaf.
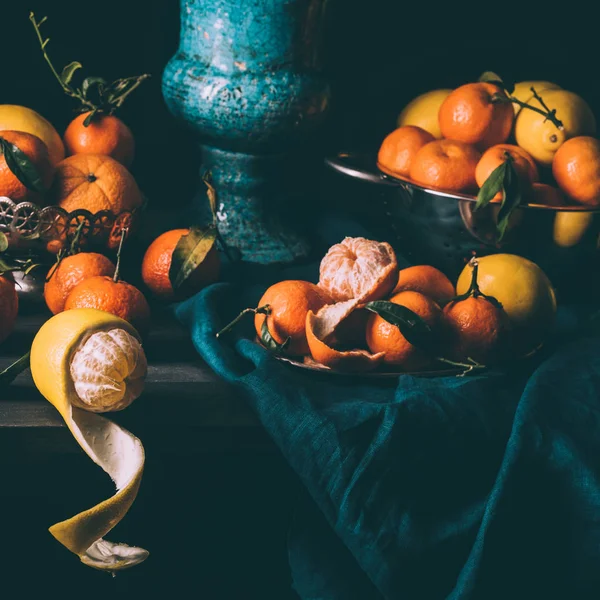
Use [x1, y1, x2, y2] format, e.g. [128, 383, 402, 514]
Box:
[81, 76, 106, 101]
[83, 108, 99, 127]
[478, 71, 514, 94]
[260, 317, 290, 354]
[203, 172, 218, 221]
[365, 301, 435, 349]
[475, 161, 507, 211]
[0, 352, 30, 388]
[169, 225, 217, 292]
[496, 160, 522, 241]
[0, 137, 45, 193]
[60, 61, 82, 85]
[0, 232, 8, 253]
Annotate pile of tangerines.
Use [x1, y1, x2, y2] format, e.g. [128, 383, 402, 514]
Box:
[0, 13, 220, 347]
[378, 76, 600, 236]
[218, 237, 557, 374]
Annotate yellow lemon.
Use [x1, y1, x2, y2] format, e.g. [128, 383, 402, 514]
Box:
[397, 89, 452, 139]
[553, 211, 596, 248]
[456, 254, 557, 354]
[30, 308, 148, 571]
[514, 90, 596, 166]
[0, 104, 65, 165]
[511, 81, 561, 115]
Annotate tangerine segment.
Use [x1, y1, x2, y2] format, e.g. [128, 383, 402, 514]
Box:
[318, 237, 398, 303]
[392, 265, 455, 306]
[366, 290, 442, 370]
[377, 125, 435, 178]
[475, 144, 539, 201]
[305, 310, 384, 373]
[552, 136, 600, 207]
[438, 82, 514, 150]
[409, 139, 481, 193]
[254, 280, 330, 356]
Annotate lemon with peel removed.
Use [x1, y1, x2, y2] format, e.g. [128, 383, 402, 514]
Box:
[30, 308, 148, 571]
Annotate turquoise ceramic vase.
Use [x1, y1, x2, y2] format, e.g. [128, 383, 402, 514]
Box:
[162, 0, 331, 264]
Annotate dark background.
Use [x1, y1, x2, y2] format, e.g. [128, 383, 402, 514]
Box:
[1, 1, 599, 598]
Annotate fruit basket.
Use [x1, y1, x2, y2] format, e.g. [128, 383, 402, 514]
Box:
[0, 196, 142, 257]
[325, 152, 600, 287]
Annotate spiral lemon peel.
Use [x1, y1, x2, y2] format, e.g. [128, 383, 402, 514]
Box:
[30, 309, 148, 571]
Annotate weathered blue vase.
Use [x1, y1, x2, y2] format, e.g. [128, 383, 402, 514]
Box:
[162, 0, 331, 264]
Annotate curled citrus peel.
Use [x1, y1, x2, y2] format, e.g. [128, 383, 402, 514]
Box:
[318, 237, 398, 303]
[305, 300, 385, 373]
[30, 308, 148, 571]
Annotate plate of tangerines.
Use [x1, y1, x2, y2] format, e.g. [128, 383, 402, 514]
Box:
[216, 236, 557, 377]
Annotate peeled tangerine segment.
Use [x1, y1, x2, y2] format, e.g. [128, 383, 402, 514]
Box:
[306, 301, 385, 373]
[70, 328, 147, 412]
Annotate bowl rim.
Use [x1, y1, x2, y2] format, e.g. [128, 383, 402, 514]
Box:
[326, 152, 600, 214]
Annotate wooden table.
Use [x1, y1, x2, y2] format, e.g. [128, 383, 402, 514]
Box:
[0, 311, 270, 454]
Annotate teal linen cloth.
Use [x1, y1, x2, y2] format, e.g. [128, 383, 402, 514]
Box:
[174, 219, 600, 599]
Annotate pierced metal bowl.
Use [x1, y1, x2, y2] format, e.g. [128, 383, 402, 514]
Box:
[0, 196, 142, 256]
[325, 152, 600, 292]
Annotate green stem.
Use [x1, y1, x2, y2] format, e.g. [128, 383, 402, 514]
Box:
[109, 75, 151, 111]
[113, 227, 128, 283]
[215, 304, 270, 339]
[493, 88, 564, 130]
[29, 12, 97, 112]
[435, 356, 486, 377]
[0, 352, 30, 387]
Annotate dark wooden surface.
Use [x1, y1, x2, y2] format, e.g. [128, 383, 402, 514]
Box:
[0, 311, 270, 453]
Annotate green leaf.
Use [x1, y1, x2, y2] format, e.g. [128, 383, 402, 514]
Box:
[0, 352, 30, 388]
[0, 137, 45, 193]
[0, 232, 8, 253]
[81, 76, 106, 100]
[60, 61, 82, 85]
[475, 161, 507, 211]
[365, 301, 435, 349]
[169, 225, 217, 292]
[260, 317, 290, 354]
[477, 71, 515, 94]
[495, 160, 522, 241]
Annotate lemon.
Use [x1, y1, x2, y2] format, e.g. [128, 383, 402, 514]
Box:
[0, 105, 65, 165]
[553, 211, 595, 248]
[514, 90, 596, 166]
[30, 308, 148, 571]
[511, 81, 561, 115]
[397, 89, 452, 139]
[456, 254, 557, 354]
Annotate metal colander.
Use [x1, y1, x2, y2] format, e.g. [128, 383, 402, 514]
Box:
[325, 152, 600, 292]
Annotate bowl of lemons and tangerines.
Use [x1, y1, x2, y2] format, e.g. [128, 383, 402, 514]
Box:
[326, 73, 600, 286]
[0, 12, 221, 339]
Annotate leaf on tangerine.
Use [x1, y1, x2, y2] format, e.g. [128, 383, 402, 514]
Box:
[475, 161, 507, 211]
[169, 225, 217, 293]
[496, 160, 523, 242]
[365, 300, 435, 349]
[202, 172, 218, 221]
[260, 317, 290, 354]
[60, 61, 82, 86]
[0, 137, 45, 193]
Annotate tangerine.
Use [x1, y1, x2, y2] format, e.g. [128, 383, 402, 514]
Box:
[319, 237, 398, 303]
[53, 154, 143, 214]
[531, 183, 565, 207]
[141, 229, 221, 302]
[64, 275, 151, 333]
[44, 252, 116, 315]
[377, 125, 435, 178]
[254, 280, 331, 356]
[409, 139, 481, 192]
[438, 82, 514, 150]
[64, 113, 135, 168]
[392, 265, 455, 305]
[365, 290, 442, 370]
[0, 130, 54, 204]
[552, 136, 600, 207]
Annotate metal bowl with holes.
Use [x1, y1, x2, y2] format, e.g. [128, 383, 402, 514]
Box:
[325, 152, 600, 292]
[0, 196, 143, 257]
